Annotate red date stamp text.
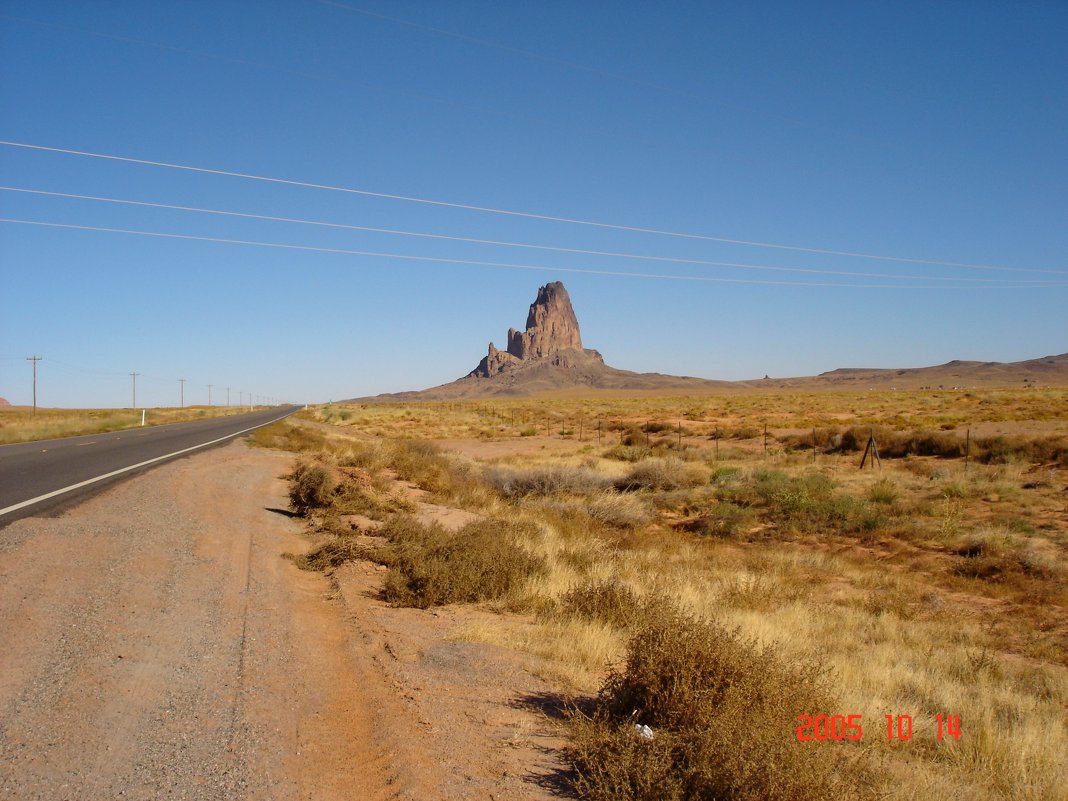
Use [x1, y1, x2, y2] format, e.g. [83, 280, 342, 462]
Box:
[796, 714, 961, 742]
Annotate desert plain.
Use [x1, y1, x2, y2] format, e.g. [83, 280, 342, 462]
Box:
[251, 378, 1068, 801]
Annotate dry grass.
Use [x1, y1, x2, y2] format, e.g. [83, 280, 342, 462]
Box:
[307, 387, 1068, 443]
[553, 579, 644, 630]
[0, 404, 252, 444]
[484, 463, 611, 497]
[275, 395, 1068, 800]
[248, 419, 328, 452]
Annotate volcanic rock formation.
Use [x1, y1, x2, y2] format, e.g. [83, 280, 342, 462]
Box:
[469, 282, 604, 378]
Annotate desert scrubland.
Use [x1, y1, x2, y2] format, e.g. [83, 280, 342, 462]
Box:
[257, 386, 1067, 801]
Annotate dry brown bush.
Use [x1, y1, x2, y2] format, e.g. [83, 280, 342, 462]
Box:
[388, 439, 455, 492]
[586, 494, 654, 529]
[288, 458, 338, 513]
[379, 516, 546, 608]
[678, 502, 757, 540]
[294, 536, 376, 572]
[484, 464, 611, 497]
[556, 579, 642, 629]
[567, 603, 874, 801]
[615, 458, 706, 492]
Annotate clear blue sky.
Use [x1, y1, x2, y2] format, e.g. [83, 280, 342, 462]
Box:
[1, 0, 1065, 407]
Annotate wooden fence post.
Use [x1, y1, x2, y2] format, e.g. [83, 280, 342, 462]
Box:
[860, 428, 882, 470]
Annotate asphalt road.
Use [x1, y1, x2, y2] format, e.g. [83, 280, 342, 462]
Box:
[0, 405, 299, 524]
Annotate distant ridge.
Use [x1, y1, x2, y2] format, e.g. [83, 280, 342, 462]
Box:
[350, 283, 1068, 401]
[802, 353, 1068, 389]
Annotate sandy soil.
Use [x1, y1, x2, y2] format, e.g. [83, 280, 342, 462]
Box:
[0, 441, 570, 800]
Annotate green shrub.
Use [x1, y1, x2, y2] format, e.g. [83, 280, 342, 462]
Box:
[567, 603, 873, 801]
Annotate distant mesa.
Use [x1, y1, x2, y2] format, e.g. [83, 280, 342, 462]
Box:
[0, 396, 11, 408]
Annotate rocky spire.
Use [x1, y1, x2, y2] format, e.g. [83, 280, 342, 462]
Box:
[506, 281, 583, 360]
[470, 282, 599, 378]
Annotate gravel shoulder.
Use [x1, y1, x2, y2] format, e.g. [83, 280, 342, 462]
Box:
[0, 440, 569, 800]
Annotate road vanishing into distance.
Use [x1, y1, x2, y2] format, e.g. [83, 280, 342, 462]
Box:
[0, 405, 299, 524]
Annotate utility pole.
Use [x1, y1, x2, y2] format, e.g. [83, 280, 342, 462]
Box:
[208, 384, 213, 406]
[26, 355, 42, 415]
[130, 372, 140, 409]
[179, 378, 186, 408]
[226, 386, 231, 407]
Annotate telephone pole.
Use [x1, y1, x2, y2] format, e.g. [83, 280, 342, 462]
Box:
[208, 384, 213, 406]
[226, 386, 231, 407]
[130, 372, 140, 409]
[179, 378, 186, 408]
[26, 355, 42, 415]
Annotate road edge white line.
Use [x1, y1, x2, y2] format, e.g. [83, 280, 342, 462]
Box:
[0, 410, 295, 517]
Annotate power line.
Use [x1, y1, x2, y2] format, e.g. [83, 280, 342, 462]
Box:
[2, 217, 1064, 291]
[3, 185, 1057, 282]
[0, 139, 1054, 275]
